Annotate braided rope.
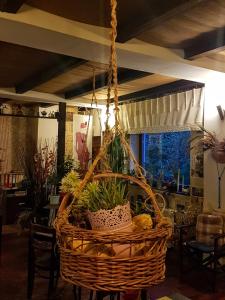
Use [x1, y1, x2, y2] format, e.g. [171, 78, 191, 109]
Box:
[54, 1, 171, 291]
[110, 0, 120, 130]
[106, 63, 112, 131]
[85, 67, 96, 141]
[55, 0, 170, 229]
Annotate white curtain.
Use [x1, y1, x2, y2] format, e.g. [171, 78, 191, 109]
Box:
[119, 88, 204, 133]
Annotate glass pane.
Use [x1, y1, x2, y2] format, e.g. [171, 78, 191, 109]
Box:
[142, 131, 191, 190]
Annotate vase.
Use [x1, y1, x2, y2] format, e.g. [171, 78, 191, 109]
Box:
[87, 202, 133, 257]
[211, 142, 225, 163]
[87, 202, 132, 231]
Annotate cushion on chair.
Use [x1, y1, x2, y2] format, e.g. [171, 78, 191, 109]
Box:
[196, 214, 223, 246]
[212, 208, 225, 232]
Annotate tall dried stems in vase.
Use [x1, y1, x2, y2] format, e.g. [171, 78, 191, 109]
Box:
[18, 140, 56, 211]
[33, 141, 57, 208]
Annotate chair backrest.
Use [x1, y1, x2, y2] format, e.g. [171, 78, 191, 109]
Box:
[0, 214, 2, 261]
[29, 223, 57, 269]
[196, 213, 224, 246]
[212, 208, 225, 232]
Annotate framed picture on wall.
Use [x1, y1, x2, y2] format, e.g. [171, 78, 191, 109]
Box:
[73, 114, 93, 172]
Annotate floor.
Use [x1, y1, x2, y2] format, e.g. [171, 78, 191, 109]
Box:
[1, 226, 225, 300]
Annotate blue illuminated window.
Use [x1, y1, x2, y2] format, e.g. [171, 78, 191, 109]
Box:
[142, 131, 191, 189]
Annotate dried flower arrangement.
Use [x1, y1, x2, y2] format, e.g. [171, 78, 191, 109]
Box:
[33, 142, 56, 192]
[17, 140, 57, 230]
[195, 125, 225, 163]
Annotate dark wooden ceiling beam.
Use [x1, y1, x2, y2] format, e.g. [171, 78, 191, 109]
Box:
[119, 79, 204, 103]
[15, 56, 87, 94]
[184, 27, 225, 59]
[64, 68, 151, 99]
[117, 0, 207, 43]
[0, 0, 25, 13]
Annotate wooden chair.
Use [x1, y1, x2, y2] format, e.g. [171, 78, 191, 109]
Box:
[94, 289, 147, 300]
[27, 223, 59, 299]
[0, 214, 2, 264]
[0, 188, 3, 264]
[178, 213, 225, 292]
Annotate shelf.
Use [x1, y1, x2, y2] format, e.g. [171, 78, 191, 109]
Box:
[0, 113, 57, 119]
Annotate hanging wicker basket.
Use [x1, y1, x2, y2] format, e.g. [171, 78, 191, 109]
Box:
[55, 172, 172, 291]
[54, 0, 172, 292]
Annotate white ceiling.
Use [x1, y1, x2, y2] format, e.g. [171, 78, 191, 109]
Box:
[0, 4, 225, 105]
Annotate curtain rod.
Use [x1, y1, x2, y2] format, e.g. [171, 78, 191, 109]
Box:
[119, 83, 205, 105]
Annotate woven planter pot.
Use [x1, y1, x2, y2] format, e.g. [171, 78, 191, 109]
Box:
[211, 142, 225, 163]
[87, 202, 132, 231]
[87, 202, 133, 257]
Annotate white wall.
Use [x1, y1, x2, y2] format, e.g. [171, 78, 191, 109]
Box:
[204, 81, 225, 210]
[92, 109, 102, 137]
[37, 105, 58, 149]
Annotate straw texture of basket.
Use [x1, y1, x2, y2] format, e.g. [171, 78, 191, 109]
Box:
[55, 173, 172, 291]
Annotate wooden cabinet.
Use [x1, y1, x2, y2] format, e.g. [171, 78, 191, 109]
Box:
[1, 188, 27, 225]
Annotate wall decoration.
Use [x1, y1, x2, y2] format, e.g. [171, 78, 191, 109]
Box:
[73, 114, 93, 172]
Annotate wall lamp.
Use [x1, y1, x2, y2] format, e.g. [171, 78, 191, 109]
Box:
[216, 105, 225, 120]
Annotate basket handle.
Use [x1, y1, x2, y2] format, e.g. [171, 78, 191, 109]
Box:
[144, 192, 166, 214]
[93, 172, 163, 221]
[57, 172, 163, 222]
[58, 193, 71, 214]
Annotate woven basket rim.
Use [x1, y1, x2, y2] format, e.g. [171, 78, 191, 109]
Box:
[58, 220, 171, 243]
[55, 172, 172, 243]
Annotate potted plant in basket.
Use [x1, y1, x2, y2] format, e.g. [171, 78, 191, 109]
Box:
[77, 178, 132, 231]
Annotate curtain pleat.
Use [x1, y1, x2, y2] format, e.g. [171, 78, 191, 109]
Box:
[119, 88, 204, 133]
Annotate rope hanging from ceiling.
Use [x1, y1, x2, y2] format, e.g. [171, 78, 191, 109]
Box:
[54, 0, 172, 292]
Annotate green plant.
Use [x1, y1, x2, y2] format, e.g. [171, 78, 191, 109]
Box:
[60, 170, 81, 194]
[63, 156, 80, 176]
[78, 179, 127, 212]
[107, 134, 125, 173]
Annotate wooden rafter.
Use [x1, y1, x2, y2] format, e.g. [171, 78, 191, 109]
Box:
[117, 0, 207, 43]
[0, 0, 25, 13]
[118, 79, 204, 103]
[15, 57, 87, 94]
[64, 68, 151, 99]
[184, 27, 225, 59]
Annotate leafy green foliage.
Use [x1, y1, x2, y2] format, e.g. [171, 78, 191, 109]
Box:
[63, 156, 80, 176]
[108, 134, 125, 173]
[60, 170, 81, 194]
[78, 179, 127, 212]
